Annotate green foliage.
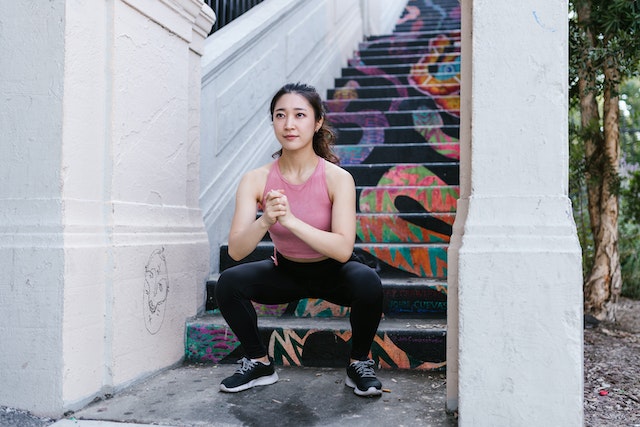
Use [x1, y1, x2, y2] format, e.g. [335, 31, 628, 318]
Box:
[620, 79, 640, 166]
[569, 0, 640, 92]
[569, 0, 640, 300]
[569, 106, 594, 277]
[619, 78, 640, 299]
[619, 218, 640, 300]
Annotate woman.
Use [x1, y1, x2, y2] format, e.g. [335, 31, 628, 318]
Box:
[215, 83, 384, 397]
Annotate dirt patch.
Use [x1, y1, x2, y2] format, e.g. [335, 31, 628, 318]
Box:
[584, 297, 640, 426]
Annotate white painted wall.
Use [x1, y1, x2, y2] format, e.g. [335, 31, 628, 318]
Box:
[360, 0, 407, 36]
[0, 0, 213, 416]
[0, 1, 67, 414]
[448, 0, 584, 425]
[200, 0, 370, 275]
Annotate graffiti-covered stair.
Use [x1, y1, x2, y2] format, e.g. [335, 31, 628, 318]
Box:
[186, 0, 460, 371]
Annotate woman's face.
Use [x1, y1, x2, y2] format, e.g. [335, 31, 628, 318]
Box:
[272, 93, 322, 153]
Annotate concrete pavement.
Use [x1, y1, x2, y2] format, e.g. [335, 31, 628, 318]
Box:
[52, 363, 456, 427]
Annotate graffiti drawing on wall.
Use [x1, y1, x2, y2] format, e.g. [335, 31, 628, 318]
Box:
[143, 247, 169, 334]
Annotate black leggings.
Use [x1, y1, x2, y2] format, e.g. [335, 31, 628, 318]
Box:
[214, 253, 383, 361]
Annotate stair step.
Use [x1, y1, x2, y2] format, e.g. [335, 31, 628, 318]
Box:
[205, 276, 447, 317]
[393, 21, 461, 32]
[326, 110, 460, 128]
[365, 29, 460, 42]
[185, 314, 446, 370]
[350, 52, 459, 67]
[358, 36, 461, 52]
[325, 96, 460, 115]
[333, 74, 460, 89]
[357, 213, 454, 243]
[334, 142, 459, 164]
[338, 64, 429, 77]
[356, 44, 460, 58]
[334, 125, 459, 145]
[218, 243, 448, 279]
[344, 163, 459, 186]
[328, 90, 460, 114]
[328, 85, 459, 100]
[359, 243, 448, 278]
[357, 185, 459, 214]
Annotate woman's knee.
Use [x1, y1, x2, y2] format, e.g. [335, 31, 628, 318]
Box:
[348, 263, 383, 301]
[213, 269, 235, 304]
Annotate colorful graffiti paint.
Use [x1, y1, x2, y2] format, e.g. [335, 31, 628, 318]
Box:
[186, 323, 446, 371]
[324, 0, 461, 279]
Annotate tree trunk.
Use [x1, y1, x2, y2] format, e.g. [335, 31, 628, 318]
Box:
[583, 60, 623, 321]
[576, 1, 601, 241]
[576, 1, 623, 321]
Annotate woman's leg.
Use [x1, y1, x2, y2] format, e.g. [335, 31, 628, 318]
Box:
[214, 259, 305, 359]
[321, 260, 383, 361]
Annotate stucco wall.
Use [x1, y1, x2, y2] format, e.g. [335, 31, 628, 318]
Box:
[448, 0, 584, 425]
[200, 0, 370, 276]
[0, 0, 67, 414]
[0, 0, 213, 416]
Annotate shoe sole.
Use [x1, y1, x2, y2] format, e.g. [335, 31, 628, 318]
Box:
[345, 376, 383, 397]
[219, 372, 279, 393]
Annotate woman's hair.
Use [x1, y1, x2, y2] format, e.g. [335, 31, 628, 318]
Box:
[269, 82, 339, 164]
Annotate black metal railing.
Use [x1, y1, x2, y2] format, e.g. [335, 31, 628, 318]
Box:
[205, 0, 266, 34]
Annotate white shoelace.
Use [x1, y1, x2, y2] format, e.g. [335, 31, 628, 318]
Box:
[234, 357, 258, 374]
[352, 359, 376, 377]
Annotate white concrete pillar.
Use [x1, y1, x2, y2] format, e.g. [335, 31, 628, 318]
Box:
[0, 0, 213, 416]
[447, 1, 583, 425]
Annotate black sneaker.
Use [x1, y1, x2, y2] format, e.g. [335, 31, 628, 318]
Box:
[220, 357, 279, 393]
[345, 359, 382, 397]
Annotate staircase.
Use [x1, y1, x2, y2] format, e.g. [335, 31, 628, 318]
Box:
[186, 0, 460, 371]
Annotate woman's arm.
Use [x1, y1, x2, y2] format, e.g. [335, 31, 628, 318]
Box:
[227, 168, 271, 261]
[276, 164, 356, 262]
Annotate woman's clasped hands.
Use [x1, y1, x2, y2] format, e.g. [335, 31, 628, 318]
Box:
[263, 189, 292, 226]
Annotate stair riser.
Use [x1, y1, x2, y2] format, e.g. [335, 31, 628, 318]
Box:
[333, 74, 460, 88]
[357, 214, 455, 243]
[333, 126, 459, 145]
[357, 45, 460, 58]
[341, 64, 454, 77]
[350, 54, 459, 67]
[326, 96, 459, 112]
[185, 323, 446, 370]
[219, 245, 448, 279]
[327, 111, 460, 129]
[357, 187, 458, 214]
[328, 85, 459, 100]
[393, 22, 460, 31]
[335, 143, 459, 164]
[205, 280, 447, 318]
[366, 29, 460, 43]
[345, 164, 459, 186]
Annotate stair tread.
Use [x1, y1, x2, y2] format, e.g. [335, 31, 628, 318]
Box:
[190, 312, 447, 332]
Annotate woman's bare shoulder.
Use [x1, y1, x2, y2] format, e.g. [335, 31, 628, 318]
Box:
[325, 160, 354, 183]
[238, 162, 273, 198]
[244, 163, 271, 181]
[324, 160, 355, 197]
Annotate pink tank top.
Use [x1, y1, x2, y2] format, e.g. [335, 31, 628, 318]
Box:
[262, 157, 332, 259]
